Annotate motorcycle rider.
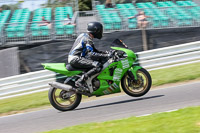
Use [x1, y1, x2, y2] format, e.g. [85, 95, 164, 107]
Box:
[68, 22, 110, 88]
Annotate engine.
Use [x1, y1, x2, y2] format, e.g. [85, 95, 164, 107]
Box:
[92, 78, 100, 91]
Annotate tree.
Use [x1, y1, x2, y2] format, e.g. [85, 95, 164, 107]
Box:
[1, 2, 21, 10]
[42, 0, 93, 11]
[42, 0, 75, 9]
[1, 5, 11, 10]
[79, 0, 92, 11]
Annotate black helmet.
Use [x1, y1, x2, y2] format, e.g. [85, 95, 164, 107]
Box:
[87, 22, 103, 39]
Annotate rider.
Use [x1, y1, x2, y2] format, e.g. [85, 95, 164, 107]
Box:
[68, 22, 110, 88]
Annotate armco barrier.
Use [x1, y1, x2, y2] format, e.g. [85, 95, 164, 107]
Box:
[0, 41, 200, 100]
[137, 41, 200, 70]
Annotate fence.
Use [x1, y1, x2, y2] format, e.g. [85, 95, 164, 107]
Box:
[0, 41, 199, 100]
[92, 0, 182, 9]
[74, 6, 200, 34]
[96, 6, 200, 32]
[0, 20, 77, 45]
[1, 5, 200, 45]
[0, 27, 2, 45]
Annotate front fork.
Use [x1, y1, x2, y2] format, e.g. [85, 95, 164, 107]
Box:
[127, 65, 142, 81]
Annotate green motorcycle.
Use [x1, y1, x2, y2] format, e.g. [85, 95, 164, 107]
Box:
[42, 41, 152, 111]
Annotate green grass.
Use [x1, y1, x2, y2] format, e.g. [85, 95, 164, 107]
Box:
[0, 91, 49, 114]
[150, 62, 200, 86]
[43, 106, 200, 133]
[0, 62, 199, 115]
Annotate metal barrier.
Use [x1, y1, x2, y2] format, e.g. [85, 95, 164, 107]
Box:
[137, 41, 200, 70]
[0, 70, 57, 100]
[0, 41, 199, 100]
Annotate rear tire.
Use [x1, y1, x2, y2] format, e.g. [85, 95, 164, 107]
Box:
[121, 68, 152, 97]
[48, 87, 82, 111]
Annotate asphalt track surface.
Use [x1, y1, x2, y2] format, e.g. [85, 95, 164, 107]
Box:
[0, 82, 200, 133]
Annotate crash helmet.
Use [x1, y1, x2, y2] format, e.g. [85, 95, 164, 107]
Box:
[87, 22, 103, 39]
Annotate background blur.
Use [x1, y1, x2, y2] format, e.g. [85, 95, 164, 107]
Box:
[0, 0, 200, 78]
[0, 1, 200, 133]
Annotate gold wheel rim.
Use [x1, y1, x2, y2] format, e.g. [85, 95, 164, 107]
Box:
[52, 88, 77, 108]
[124, 70, 148, 94]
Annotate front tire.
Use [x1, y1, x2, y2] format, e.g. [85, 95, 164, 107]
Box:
[121, 68, 152, 97]
[48, 87, 82, 111]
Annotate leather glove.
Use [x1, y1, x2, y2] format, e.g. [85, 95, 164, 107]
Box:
[108, 50, 115, 58]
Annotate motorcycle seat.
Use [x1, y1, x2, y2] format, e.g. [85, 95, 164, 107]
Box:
[66, 64, 89, 71]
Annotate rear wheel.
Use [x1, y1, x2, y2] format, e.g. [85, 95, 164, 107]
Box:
[48, 87, 82, 111]
[121, 68, 152, 97]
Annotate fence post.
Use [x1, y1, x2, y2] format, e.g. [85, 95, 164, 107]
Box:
[2, 24, 6, 45]
[26, 22, 30, 45]
[0, 28, 2, 46]
[52, 21, 56, 40]
[77, 11, 80, 35]
[142, 28, 148, 51]
[75, 0, 79, 12]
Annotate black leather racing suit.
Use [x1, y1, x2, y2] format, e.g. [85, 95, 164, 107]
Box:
[68, 33, 109, 77]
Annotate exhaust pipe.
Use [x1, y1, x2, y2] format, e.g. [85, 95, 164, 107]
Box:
[49, 82, 73, 91]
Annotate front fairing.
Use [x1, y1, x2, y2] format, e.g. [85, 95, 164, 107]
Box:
[94, 56, 135, 96]
[92, 47, 138, 96]
[98, 47, 137, 81]
[111, 47, 137, 61]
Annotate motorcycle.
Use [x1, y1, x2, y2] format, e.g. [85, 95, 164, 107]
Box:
[42, 39, 152, 111]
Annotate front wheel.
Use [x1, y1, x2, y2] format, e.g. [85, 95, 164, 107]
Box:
[121, 68, 152, 97]
[48, 87, 82, 111]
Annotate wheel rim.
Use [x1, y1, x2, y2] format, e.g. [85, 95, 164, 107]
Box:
[52, 88, 77, 108]
[123, 70, 148, 94]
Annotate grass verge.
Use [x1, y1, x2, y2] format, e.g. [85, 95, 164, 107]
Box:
[0, 62, 199, 115]
[43, 106, 200, 133]
[150, 62, 200, 86]
[0, 91, 49, 115]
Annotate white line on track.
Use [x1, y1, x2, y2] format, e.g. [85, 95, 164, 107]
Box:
[136, 109, 179, 117]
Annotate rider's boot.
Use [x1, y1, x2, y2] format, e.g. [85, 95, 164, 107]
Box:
[75, 74, 88, 88]
[75, 66, 102, 89]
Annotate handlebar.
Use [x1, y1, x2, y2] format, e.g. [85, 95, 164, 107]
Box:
[111, 50, 125, 61]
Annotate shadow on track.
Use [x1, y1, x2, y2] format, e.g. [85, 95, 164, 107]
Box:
[75, 95, 164, 111]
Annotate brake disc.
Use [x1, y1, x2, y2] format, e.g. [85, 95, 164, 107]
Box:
[131, 75, 144, 89]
